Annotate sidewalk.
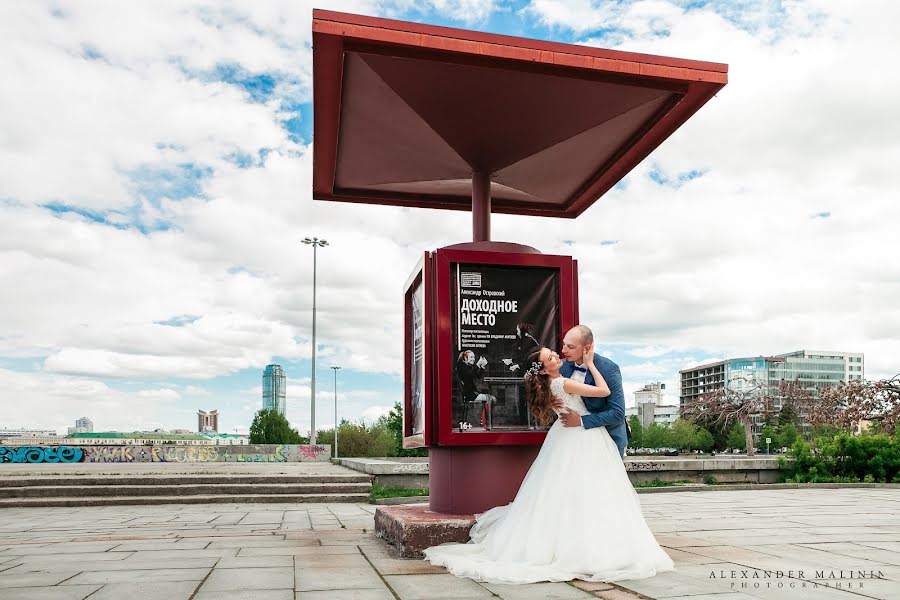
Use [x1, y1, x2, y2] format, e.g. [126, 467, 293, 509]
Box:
[0, 488, 898, 599]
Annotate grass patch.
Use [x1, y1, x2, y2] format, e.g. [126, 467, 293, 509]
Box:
[633, 479, 695, 488]
[369, 482, 429, 502]
[703, 475, 720, 485]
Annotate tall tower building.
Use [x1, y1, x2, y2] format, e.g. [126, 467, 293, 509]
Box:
[197, 409, 219, 433]
[262, 364, 287, 416]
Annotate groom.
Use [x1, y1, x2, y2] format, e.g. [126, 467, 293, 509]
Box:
[554, 325, 628, 459]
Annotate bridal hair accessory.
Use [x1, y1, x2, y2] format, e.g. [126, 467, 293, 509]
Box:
[524, 361, 544, 378]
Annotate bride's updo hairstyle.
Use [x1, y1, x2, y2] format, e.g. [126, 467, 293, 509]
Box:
[524, 348, 555, 426]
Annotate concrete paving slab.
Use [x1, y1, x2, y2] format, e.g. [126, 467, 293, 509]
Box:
[0, 571, 81, 587]
[481, 581, 595, 599]
[0, 584, 102, 599]
[296, 589, 395, 600]
[659, 594, 760, 600]
[4, 557, 218, 573]
[198, 566, 294, 592]
[194, 590, 293, 600]
[86, 580, 199, 600]
[215, 555, 294, 569]
[238, 544, 360, 556]
[295, 565, 385, 591]
[294, 552, 371, 568]
[62, 567, 210, 585]
[383, 573, 494, 599]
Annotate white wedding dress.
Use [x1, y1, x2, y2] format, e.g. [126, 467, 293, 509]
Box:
[423, 376, 675, 584]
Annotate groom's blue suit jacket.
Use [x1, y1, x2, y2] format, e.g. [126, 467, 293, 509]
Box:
[559, 355, 628, 458]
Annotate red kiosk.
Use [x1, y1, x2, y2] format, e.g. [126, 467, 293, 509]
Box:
[312, 8, 726, 530]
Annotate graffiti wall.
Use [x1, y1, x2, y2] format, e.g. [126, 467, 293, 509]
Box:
[0, 447, 84, 463]
[0, 444, 331, 463]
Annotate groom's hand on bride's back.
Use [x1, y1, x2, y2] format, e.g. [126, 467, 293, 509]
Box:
[559, 409, 582, 427]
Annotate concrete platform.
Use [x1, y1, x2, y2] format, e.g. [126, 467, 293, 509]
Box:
[335, 455, 788, 487]
[0, 462, 358, 476]
[375, 504, 475, 558]
[334, 457, 428, 489]
[0, 463, 372, 507]
[0, 489, 898, 599]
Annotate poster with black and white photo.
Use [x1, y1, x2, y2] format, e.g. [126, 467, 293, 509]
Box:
[451, 263, 559, 432]
[408, 281, 425, 438]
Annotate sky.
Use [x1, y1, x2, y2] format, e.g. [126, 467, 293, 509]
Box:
[1, 0, 898, 436]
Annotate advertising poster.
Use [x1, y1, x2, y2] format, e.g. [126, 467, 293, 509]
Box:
[409, 281, 425, 438]
[451, 263, 559, 432]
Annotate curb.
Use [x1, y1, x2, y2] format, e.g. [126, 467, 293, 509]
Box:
[373, 482, 900, 504]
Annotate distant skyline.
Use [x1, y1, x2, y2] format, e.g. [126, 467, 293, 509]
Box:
[1, 1, 897, 435]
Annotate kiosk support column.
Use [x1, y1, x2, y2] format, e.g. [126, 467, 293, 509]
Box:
[472, 170, 491, 242]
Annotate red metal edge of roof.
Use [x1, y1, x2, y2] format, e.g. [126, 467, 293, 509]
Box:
[313, 9, 728, 75]
[312, 9, 728, 219]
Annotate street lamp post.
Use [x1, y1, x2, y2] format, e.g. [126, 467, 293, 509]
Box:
[302, 236, 328, 445]
[330, 366, 341, 458]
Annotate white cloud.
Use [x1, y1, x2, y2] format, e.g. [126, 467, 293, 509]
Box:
[0, 368, 179, 433]
[361, 405, 393, 423]
[0, 1, 897, 433]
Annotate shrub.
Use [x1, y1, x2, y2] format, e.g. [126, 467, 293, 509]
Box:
[781, 431, 900, 483]
[316, 420, 396, 458]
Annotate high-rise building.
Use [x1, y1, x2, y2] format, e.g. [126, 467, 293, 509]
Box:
[197, 410, 219, 433]
[625, 383, 679, 428]
[679, 350, 864, 437]
[262, 364, 287, 416]
[67, 417, 94, 435]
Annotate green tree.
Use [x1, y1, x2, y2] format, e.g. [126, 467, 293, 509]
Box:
[668, 419, 696, 451]
[776, 423, 800, 449]
[725, 423, 746, 450]
[627, 415, 644, 449]
[249, 409, 304, 444]
[695, 427, 715, 452]
[385, 401, 428, 457]
[643, 423, 670, 449]
[758, 423, 779, 453]
[668, 419, 716, 452]
[778, 399, 800, 427]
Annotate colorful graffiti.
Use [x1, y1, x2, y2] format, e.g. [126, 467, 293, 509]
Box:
[0, 446, 84, 463]
[0, 444, 331, 464]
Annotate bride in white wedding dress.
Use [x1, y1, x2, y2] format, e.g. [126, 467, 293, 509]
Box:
[423, 345, 675, 584]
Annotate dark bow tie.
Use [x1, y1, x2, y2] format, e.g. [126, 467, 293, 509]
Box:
[572, 365, 587, 373]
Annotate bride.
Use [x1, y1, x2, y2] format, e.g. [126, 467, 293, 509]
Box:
[423, 344, 675, 584]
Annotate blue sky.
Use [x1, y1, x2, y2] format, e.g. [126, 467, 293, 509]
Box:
[0, 1, 897, 435]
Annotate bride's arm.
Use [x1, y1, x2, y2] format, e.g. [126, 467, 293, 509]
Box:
[561, 343, 610, 397]
[562, 377, 610, 398]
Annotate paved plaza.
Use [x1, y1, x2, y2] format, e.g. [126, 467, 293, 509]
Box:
[0, 488, 898, 599]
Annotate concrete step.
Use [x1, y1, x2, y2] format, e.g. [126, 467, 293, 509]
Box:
[0, 493, 371, 508]
[0, 475, 371, 487]
[0, 482, 372, 498]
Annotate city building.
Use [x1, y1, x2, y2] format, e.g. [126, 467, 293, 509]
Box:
[625, 383, 679, 428]
[0, 428, 59, 443]
[197, 409, 219, 433]
[67, 417, 94, 435]
[679, 350, 865, 438]
[262, 364, 287, 416]
[0, 432, 250, 446]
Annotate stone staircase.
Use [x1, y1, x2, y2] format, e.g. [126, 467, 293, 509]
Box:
[0, 474, 372, 507]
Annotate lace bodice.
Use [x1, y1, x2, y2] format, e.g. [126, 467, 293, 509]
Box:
[549, 377, 590, 416]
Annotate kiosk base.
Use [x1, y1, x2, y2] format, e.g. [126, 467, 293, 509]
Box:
[428, 445, 540, 515]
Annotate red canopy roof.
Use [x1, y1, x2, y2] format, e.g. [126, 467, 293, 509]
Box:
[312, 10, 727, 219]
